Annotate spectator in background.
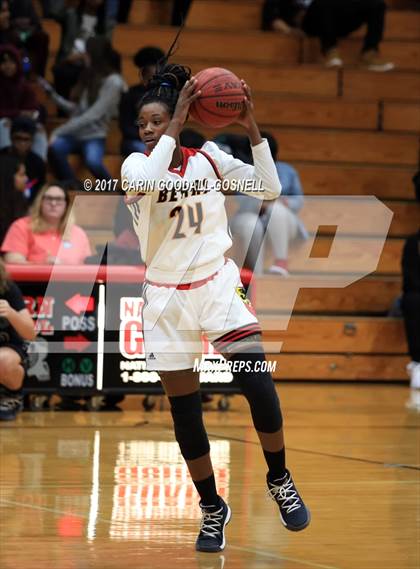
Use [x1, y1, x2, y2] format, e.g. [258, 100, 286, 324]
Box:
[402, 229, 420, 390]
[0, 154, 28, 243]
[0, 0, 12, 43]
[1, 0, 50, 77]
[230, 132, 307, 277]
[119, 46, 164, 157]
[2, 182, 91, 264]
[116, 0, 134, 23]
[43, 0, 131, 32]
[180, 127, 205, 148]
[262, 0, 394, 71]
[0, 116, 46, 201]
[213, 132, 254, 164]
[103, 0, 120, 36]
[44, 37, 126, 182]
[51, 0, 108, 100]
[172, 0, 193, 26]
[0, 258, 36, 421]
[0, 44, 48, 159]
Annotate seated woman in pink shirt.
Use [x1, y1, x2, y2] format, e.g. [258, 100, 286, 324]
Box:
[1, 182, 91, 264]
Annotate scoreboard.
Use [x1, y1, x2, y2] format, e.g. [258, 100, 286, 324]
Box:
[7, 264, 244, 397]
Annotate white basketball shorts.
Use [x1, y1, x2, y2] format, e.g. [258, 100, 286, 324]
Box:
[142, 258, 261, 371]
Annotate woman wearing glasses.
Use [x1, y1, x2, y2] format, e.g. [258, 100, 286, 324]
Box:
[1, 182, 91, 264]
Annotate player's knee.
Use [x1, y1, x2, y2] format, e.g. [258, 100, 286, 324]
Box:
[271, 200, 289, 221]
[0, 352, 15, 376]
[169, 391, 210, 460]
[2, 371, 24, 391]
[0, 354, 23, 390]
[227, 344, 283, 433]
[0, 353, 6, 376]
[231, 212, 262, 239]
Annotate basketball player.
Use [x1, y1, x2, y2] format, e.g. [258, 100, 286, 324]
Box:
[0, 259, 36, 420]
[121, 62, 310, 553]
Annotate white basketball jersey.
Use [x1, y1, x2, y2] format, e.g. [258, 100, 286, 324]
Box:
[121, 135, 281, 284]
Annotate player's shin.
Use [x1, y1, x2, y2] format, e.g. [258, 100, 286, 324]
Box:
[225, 344, 286, 477]
[225, 343, 310, 531]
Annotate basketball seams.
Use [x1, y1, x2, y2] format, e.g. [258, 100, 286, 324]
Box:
[197, 93, 245, 100]
[194, 68, 237, 91]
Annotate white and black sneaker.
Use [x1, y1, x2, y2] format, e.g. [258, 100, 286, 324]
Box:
[267, 469, 310, 531]
[0, 394, 24, 421]
[195, 497, 231, 553]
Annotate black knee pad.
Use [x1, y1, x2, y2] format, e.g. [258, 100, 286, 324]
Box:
[169, 391, 210, 460]
[229, 346, 283, 433]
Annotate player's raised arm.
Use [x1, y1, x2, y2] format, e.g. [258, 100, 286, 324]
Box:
[204, 80, 282, 201]
[236, 80, 263, 148]
[166, 77, 201, 140]
[235, 80, 281, 199]
[121, 135, 176, 195]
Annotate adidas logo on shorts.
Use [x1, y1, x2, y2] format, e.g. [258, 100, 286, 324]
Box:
[147, 353, 156, 360]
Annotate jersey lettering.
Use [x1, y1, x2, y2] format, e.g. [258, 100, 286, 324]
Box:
[157, 180, 209, 203]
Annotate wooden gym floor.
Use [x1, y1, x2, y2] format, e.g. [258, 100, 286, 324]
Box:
[0, 383, 419, 569]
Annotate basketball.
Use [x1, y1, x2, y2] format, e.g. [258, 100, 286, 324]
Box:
[190, 67, 245, 128]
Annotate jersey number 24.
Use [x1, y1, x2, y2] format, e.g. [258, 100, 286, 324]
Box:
[170, 203, 203, 239]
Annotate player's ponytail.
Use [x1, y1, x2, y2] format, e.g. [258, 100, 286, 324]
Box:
[138, 62, 191, 116]
[137, 22, 191, 116]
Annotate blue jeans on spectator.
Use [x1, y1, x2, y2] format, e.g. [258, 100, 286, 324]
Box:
[49, 136, 111, 181]
[104, 0, 119, 36]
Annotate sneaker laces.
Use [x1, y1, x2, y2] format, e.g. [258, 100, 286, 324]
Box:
[267, 474, 302, 514]
[199, 505, 224, 539]
[0, 397, 22, 410]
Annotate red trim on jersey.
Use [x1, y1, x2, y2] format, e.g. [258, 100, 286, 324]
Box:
[197, 149, 223, 180]
[168, 146, 223, 180]
[168, 146, 199, 177]
[146, 259, 228, 289]
[146, 271, 217, 290]
[213, 323, 262, 351]
[213, 323, 261, 345]
[143, 144, 222, 179]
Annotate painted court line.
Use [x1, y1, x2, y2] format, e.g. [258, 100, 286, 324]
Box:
[0, 479, 418, 490]
[230, 545, 341, 569]
[0, 498, 340, 569]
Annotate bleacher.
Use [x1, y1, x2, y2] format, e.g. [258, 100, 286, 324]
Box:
[40, 0, 419, 382]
